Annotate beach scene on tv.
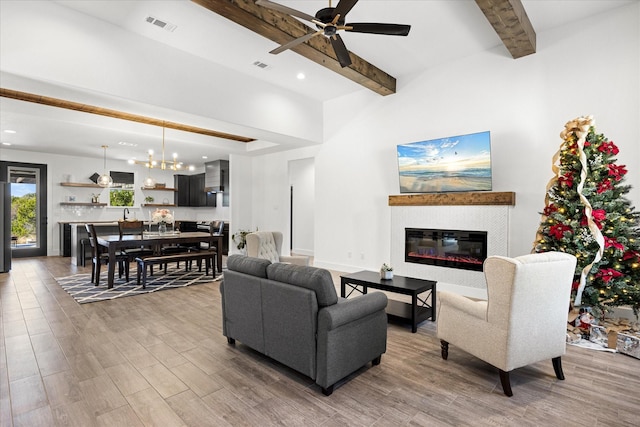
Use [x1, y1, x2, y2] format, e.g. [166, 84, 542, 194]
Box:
[397, 131, 492, 193]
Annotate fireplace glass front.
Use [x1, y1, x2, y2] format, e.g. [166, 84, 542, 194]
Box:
[405, 228, 487, 272]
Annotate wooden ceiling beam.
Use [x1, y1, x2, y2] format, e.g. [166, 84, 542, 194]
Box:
[475, 0, 536, 59]
[191, 0, 397, 96]
[0, 88, 255, 143]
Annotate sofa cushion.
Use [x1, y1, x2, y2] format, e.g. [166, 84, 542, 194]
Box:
[266, 263, 338, 307]
[227, 254, 271, 278]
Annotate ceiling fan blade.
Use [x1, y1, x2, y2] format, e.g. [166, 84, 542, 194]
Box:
[345, 23, 411, 36]
[255, 0, 317, 23]
[330, 34, 352, 68]
[333, 0, 359, 19]
[269, 31, 322, 55]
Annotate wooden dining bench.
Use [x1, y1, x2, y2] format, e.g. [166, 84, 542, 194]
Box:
[135, 250, 216, 288]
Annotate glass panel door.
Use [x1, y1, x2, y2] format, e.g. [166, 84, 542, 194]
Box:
[2, 162, 48, 258]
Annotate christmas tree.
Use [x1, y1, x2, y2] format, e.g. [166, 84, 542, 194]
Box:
[533, 116, 640, 316]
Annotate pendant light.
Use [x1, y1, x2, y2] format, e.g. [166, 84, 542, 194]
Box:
[97, 145, 113, 187]
[142, 149, 157, 188]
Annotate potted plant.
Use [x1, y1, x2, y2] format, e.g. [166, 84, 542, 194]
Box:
[380, 263, 393, 280]
[144, 195, 154, 203]
[232, 228, 256, 253]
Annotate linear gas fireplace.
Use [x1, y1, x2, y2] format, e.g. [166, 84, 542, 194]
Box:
[405, 228, 488, 272]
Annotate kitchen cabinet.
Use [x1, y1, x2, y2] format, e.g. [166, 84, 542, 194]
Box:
[189, 173, 206, 207]
[174, 174, 216, 207]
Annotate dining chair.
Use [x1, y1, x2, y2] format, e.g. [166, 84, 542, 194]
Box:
[85, 223, 129, 285]
[118, 220, 155, 266]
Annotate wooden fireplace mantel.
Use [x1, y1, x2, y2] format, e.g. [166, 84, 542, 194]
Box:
[388, 192, 516, 207]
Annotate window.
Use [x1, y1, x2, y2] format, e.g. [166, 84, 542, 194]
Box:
[108, 171, 135, 207]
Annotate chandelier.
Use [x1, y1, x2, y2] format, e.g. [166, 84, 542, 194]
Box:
[129, 125, 183, 172]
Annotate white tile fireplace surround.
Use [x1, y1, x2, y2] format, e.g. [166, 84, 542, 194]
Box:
[389, 193, 515, 300]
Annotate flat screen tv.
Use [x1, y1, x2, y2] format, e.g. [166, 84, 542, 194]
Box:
[397, 130, 492, 193]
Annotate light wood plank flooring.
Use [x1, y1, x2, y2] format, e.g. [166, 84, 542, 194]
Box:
[1, 256, 639, 426]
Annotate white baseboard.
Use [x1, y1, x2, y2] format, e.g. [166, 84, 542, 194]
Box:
[291, 248, 314, 257]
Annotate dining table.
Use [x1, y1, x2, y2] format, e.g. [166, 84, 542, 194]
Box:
[96, 231, 223, 288]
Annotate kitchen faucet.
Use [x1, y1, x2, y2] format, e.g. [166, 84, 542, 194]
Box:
[123, 208, 129, 220]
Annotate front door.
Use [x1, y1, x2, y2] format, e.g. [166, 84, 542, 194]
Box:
[0, 161, 48, 258]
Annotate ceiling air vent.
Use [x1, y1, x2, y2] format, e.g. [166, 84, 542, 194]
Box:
[253, 61, 270, 69]
[145, 16, 177, 32]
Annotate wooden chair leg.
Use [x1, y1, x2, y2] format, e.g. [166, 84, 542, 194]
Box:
[90, 260, 96, 284]
[141, 264, 148, 289]
[136, 262, 142, 285]
[440, 340, 449, 360]
[95, 262, 101, 286]
[499, 370, 513, 397]
[552, 356, 565, 380]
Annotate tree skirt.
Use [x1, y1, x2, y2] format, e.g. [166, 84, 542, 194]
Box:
[56, 265, 222, 304]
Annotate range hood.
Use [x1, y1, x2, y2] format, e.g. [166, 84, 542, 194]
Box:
[204, 160, 228, 193]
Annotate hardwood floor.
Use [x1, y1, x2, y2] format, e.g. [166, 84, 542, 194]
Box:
[1, 256, 639, 426]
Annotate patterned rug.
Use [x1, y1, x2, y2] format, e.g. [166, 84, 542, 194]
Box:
[56, 265, 223, 304]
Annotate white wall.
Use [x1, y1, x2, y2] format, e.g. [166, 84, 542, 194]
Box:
[229, 146, 319, 256]
[0, 148, 228, 256]
[254, 3, 640, 280]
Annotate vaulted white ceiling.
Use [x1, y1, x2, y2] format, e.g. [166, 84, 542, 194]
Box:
[0, 0, 634, 167]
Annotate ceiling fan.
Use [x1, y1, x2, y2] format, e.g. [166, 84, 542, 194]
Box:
[255, 0, 411, 68]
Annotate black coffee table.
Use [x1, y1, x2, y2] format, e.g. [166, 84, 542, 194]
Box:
[340, 271, 437, 333]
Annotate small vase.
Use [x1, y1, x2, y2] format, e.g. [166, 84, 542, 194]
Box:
[381, 270, 393, 280]
[158, 223, 167, 235]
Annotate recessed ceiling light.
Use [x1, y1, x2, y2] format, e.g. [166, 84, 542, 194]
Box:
[3, 129, 16, 134]
[297, 72, 305, 80]
[2, 142, 12, 146]
[202, 156, 208, 159]
[118, 141, 138, 147]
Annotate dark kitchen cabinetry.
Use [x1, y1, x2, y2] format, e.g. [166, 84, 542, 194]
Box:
[174, 175, 190, 206]
[174, 174, 217, 207]
[189, 173, 206, 207]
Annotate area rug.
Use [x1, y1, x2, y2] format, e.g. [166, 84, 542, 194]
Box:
[56, 265, 223, 304]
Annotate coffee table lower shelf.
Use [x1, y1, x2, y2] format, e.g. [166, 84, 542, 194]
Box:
[386, 300, 434, 328]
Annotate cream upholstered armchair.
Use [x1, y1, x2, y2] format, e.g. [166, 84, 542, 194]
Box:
[246, 231, 309, 266]
[437, 251, 577, 397]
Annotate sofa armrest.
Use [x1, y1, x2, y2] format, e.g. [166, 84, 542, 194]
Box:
[437, 291, 487, 321]
[319, 292, 388, 331]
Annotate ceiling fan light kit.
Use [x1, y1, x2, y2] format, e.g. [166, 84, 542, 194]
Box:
[256, 0, 411, 68]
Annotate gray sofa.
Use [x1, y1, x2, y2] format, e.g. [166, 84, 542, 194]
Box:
[221, 255, 388, 395]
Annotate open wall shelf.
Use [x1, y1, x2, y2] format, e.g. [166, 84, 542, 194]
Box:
[60, 182, 102, 188]
[60, 202, 107, 207]
[141, 187, 177, 192]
